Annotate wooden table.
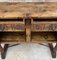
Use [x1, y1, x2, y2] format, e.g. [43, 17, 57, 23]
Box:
[0, 2, 57, 59]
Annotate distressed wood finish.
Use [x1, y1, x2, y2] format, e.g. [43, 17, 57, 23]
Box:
[31, 21, 57, 32]
[1, 21, 57, 32]
[0, 3, 57, 44]
[0, 3, 57, 59]
[0, 3, 57, 18]
[31, 32, 57, 43]
[0, 32, 25, 43]
[0, 21, 25, 32]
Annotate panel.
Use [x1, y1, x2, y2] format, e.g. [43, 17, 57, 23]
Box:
[0, 32, 25, 43]
[31, 32, 57, 43]
[0, 22, 25, 32]
[0, 3, 57, 18]
[31, 22, 57, 32]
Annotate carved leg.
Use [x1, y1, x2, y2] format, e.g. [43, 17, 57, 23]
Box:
[1, 44, 9, 59]
[48, 43, 56, 58]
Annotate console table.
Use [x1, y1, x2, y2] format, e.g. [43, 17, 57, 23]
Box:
[0, 2, 57, 59]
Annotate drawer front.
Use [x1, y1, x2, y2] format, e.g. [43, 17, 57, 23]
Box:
[31, 22, 57, 32]
[0, 22, 25, 32]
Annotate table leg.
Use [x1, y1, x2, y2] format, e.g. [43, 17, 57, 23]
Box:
[48, 43, 56, 58]
[55, 43, 57, 51]
[1, 44, 9, 59]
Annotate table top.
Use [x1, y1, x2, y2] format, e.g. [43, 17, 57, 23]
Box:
[0, 3, 57, 19]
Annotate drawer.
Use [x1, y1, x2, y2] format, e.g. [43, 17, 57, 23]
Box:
[0, 18, 25, 32]
[31, 18, 57, 32]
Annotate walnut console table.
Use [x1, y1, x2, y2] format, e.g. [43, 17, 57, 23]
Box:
[0, 3, 57, 59]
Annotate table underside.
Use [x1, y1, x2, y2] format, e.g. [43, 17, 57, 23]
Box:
[0, 32, 56, 44]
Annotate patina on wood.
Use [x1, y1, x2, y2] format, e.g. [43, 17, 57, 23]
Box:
[31, 21, 57, 31]
[0, 21, 25, 32]
[0, 3, 57, 18]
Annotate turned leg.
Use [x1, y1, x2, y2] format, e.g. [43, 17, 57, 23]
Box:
[1, 44, 9, 59]
[48, 43, 56, 58]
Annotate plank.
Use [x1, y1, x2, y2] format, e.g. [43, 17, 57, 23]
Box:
[0, 3, 57, 18]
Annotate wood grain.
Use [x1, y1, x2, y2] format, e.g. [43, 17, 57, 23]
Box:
[32, 32, 57, 43]
[0, 3, 57, 18]
[0, 3, 57, 44]
[0, 32, 25, 43]
[31, 21, 57, 31]
[0, 21, 25, 32]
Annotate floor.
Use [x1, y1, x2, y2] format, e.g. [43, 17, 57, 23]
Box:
[0, 43, 57, 60]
